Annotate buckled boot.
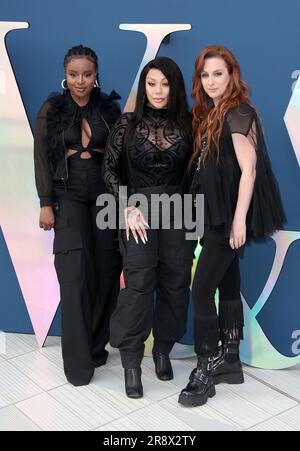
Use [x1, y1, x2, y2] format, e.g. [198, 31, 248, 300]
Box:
[178, 356, 216, 407]
[213, 340, 244, 385]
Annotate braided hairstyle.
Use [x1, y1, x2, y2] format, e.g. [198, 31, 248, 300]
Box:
[63, 44, 100, 92]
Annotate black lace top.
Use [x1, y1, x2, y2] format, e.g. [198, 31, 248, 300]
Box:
[34, 90, 121, 207]
[189, 102, 286, 243]
[102, 106, 192, 198]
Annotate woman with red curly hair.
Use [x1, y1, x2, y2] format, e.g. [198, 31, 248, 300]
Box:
[179, 46, 286, 407]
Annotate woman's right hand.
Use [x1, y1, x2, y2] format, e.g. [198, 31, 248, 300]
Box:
[39, 206, 55, 231]
[125, 206, 149, 244]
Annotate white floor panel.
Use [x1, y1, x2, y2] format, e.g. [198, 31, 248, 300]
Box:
[223, 374, 298, 415]
[248, 417, 296, 431]
[0, 360, 43, 408]
[1, 333, 38, 360]
[105, 346, 126, 368]
[126, 404, 194, 431]
[96, 416, 144, 431]
[16, 393, 91, 431]
[91, 367, 152, 416]
[245, 365, 300, 400]
[206, 384, 273, 429]
[1, 334, 299, 431]
[159, 395, 242, 431]
[0, 406, 41, 431]
[49, 384, 125, 429]
[9, 351, 67, 390]
[275, 405, 300, 430]
[38, 344, 64, 370]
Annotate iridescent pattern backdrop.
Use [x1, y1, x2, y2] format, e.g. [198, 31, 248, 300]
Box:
[0, 22, 60, 347]
[1, 19, 300, 369]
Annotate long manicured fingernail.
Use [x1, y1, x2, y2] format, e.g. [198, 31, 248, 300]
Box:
[145, 235, 148, 242]
[135, 237, 139, 244]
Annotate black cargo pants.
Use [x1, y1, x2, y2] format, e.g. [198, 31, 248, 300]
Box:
[53, 155, 122, 385]
[109, 186, 196, 369]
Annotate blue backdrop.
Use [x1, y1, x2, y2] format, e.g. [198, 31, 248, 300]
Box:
[0, 0, 299, 358]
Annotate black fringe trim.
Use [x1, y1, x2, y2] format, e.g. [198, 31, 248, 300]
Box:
[219, 299, 244, 340]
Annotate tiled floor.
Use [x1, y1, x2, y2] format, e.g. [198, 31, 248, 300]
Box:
[0, 333, 299, 431]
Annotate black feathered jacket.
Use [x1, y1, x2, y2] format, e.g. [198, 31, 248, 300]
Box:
[34, 89, 121, 207]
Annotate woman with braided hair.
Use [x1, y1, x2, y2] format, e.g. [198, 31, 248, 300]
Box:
[34, 45, 122, 386]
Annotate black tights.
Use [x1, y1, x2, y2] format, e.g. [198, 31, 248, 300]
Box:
[192, 239, 244, 357]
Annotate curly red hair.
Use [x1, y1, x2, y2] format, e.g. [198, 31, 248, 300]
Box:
[190, 45, 252, 167]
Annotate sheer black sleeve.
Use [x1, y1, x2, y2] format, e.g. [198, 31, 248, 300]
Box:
[226, 103, 258, 149]
[34, 101, 54, 208]
[102, 113, 129, 199]
[228, 102, 286, 239]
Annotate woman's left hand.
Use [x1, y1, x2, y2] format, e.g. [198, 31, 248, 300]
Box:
[230, 218, 246, 249]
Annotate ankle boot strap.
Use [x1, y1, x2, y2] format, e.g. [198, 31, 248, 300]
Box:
[223, 341, 240, 355]
[196, 356, 214, 372]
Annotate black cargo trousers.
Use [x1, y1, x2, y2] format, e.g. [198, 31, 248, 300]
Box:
[109, 186, 197, 369]
[53, 154, 122, 386]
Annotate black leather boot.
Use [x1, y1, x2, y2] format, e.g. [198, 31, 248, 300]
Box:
[213, 340, 244, 385]
[178, 356, 216, 407]
[153, 352, 174, 381]
[124, 368, 143, 399]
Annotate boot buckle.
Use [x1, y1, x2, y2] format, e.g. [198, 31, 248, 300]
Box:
[199, 373, 208, 385]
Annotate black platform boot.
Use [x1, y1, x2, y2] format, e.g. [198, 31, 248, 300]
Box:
[124, 368, 143, 399]
[178, 356, 216, 407]
[153, 352, 174, 381]
[213, 339, 244, 385]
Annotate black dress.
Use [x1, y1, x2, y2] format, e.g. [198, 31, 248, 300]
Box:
[190, 102, 286, 247]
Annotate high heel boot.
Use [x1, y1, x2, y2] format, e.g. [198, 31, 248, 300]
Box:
[153, 352, 174, 381]
[124, 368, 143, 399]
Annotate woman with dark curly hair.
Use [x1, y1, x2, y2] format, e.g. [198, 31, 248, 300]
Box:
[34, 45, 122, 386]
[179, 45, 286, 407]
